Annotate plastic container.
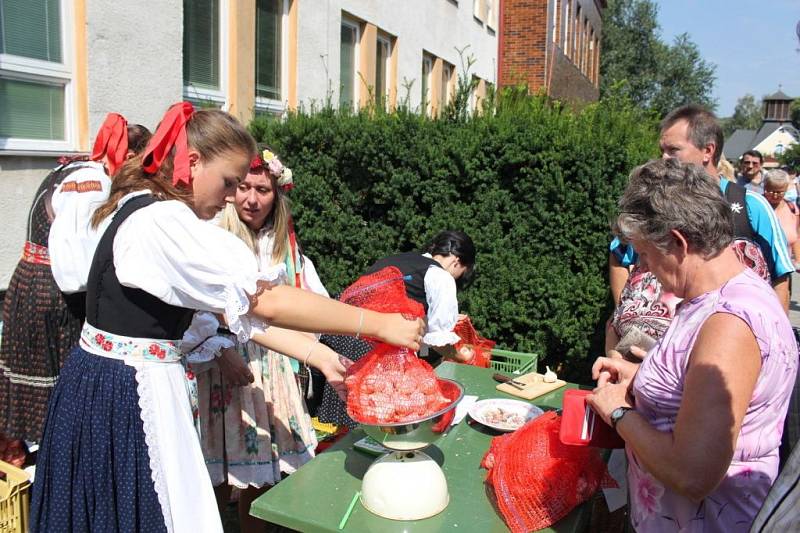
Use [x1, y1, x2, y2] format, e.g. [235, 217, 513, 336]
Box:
[0, 460, 30, 533]
[489, 348, 538, 375]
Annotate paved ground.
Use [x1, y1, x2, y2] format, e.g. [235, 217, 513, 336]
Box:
[790, 273, 800, 329]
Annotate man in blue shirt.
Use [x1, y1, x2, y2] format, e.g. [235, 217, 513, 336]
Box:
[609, 105, 793, 312]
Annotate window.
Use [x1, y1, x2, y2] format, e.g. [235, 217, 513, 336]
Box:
[183, 0, 226, 107]
[552, 0, 559, 43]
[573, 5, 580, 64]
[473, 0, 485, 22]
[775, 144, 785, 155]
[486, 0, 497, 30]
[339, 19, 359, 110]
[469, 75, 480, 112]
[255, 0, 282, 105]
[0, 0, 73, 150]
[441, 62, 453, 108]
[563, 1, 570, 56]
[421, 54, 433, 116]
[375, 36, 391, 109]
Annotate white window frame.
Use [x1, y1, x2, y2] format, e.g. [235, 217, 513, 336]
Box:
[183, 0, 229, 109]
[375, 35, 391, 109]
[254, 0, 289, 115]
[0, 0, 76, 152]
[340, 17, 360, 112]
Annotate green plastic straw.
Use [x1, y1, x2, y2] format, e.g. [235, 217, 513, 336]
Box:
[338, 490, 361, 530]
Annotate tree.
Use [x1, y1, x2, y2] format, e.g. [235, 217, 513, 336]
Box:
[779, 142, 800, 172]
[723, 94, 763, 137]
[600, 0, 717, 117]
[790, 99, 800, 130]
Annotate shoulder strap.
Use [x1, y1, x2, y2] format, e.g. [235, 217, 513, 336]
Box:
[724, 181, 755, 241]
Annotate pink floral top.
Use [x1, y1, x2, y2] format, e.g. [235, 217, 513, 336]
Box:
[628, 268, 798, 532]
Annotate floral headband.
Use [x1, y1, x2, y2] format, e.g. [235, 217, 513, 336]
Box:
[250, 149, 293, 191]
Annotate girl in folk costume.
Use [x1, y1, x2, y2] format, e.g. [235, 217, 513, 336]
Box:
[0, 113, 150, 443]
[29, 102, 424, 533]
[184, 148, 330, 532]
[316, 230, 477, 428]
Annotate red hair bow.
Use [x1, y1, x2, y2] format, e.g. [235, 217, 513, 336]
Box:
[142, 102, 195, 187]
[90, 113, 128, 176]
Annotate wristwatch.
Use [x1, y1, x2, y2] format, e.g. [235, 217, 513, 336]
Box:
[610, 406, 633, 429]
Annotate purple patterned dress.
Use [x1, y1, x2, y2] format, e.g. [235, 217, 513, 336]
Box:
[628, 268, 797, 532]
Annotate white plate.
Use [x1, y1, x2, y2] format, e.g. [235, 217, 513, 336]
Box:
[468, 398, 543, 432]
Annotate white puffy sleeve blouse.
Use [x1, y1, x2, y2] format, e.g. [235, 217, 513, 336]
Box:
[113, 197, 286, 342]
[48, 161, 113, 293]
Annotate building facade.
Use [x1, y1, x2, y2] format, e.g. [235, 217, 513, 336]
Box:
[723, 90, 799, 167]
[0, 0, 498, 289]
[499, 0, 604, 103]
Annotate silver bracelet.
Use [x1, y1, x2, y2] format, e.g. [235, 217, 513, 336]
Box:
[303, 342, 318, 367]
[355, 310, 364, 339]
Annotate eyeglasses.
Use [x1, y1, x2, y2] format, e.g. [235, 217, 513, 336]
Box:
[765, 189, 787, 196]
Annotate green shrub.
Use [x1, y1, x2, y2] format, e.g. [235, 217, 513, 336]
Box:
[249, 92, 657, 382]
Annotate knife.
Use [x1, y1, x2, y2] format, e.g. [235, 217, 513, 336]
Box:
[492, 373, 527, 390]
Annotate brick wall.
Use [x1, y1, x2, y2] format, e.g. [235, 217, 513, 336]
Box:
[500, 0, 603, 102]
[500, 0, 548, 91]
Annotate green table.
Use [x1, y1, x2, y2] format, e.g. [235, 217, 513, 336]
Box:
[251, 362, 585, 532]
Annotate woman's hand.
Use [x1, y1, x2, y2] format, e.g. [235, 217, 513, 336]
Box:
[592, 356, 639, 387]
[377, 313, 426, 351]
[216, 347, 254, 387]
[312, 348, 353, 401]
[586, 381, 634, 427]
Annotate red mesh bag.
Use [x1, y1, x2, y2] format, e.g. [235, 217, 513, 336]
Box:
[341, 267, 455, 424]
[481, 411, 616, 533]
[453, 315, 494, 368]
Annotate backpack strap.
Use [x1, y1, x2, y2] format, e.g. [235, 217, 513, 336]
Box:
[724, 180, 755, 241]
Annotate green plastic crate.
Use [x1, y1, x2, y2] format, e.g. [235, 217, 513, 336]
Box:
[489, 348, 537, 375]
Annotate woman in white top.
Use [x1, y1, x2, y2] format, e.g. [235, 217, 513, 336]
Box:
[315, 230, 476, 427]
[29, 103, 424, 533]
[0, 114, 150, 444]
[185, 147, 333, 532]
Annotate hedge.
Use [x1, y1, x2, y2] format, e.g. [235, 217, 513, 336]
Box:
[249, 92, 658, 382]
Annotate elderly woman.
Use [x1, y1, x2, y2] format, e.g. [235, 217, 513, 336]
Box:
[588, 158, 797, 532]
[763, 169, 800, 266]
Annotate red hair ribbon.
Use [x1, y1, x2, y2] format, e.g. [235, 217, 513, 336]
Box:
[90, 113, 128, 176]
[142, 102, 195, 187]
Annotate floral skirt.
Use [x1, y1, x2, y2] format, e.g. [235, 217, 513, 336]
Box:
[196, 341, 317, 489]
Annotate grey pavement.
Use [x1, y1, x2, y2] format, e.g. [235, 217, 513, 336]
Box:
[790, 272, 800, 329]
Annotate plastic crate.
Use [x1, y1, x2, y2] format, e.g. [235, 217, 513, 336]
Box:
[0, 461, 30, 533]
[489, 348, 538, 375]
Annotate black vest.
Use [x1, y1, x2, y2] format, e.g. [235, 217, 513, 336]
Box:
[365, 252, 442, 313]
[85, 195, 194, 339]
[723, 180, 755, 241]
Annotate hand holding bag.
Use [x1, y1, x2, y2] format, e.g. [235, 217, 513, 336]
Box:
[559, 389, 625, 449]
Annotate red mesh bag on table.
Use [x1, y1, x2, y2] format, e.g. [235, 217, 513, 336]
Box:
[453, 315, 494, 368]
[481, 411, 616, 533]
[341, 267, 455, 424]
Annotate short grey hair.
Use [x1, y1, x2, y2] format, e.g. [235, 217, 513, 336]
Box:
[765, 169, 790, 189]
[613, 158, 733, 258]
